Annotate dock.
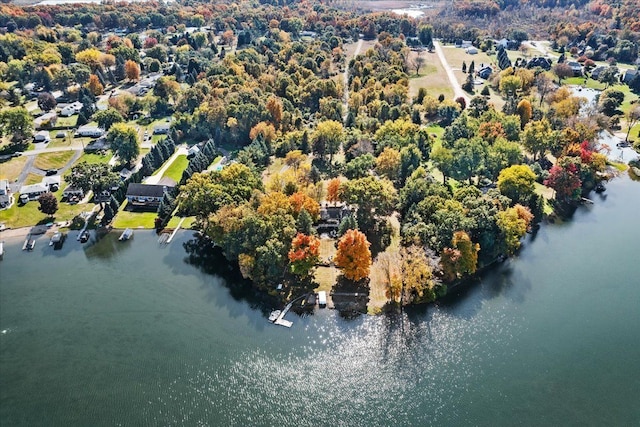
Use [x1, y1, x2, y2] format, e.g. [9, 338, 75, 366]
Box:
[270, 293, 309, 328]
[166, 217, 185, 244]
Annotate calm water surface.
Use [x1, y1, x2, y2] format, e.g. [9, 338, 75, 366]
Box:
[1, 176, 639, 426]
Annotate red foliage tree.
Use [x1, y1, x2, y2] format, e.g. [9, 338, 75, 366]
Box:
[334, 229, 371, 282]
[288, 233, 320, 277]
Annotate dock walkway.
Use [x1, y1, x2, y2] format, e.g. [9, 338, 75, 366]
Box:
[271, 293, 309, 328]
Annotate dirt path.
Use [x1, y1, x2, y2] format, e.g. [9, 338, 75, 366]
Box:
[342, 38, 364, 123]
[433, 41, 470, 104]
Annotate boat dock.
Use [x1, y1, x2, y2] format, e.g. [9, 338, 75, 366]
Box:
[270, 293, 310, 328]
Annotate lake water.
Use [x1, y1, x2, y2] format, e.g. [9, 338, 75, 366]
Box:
[1, 175, 640, 426]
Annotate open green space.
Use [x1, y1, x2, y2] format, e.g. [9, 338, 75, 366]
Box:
[33, 151, 76, 170]
[112, 201, 158, 229]
[0, 156, 29, 182]
[75, 151, 113, 165]
[408, 50, 454, 100]
[156, 154, 188, 182]
[0, 192, 96, 229]
[55, 115, 78, 128]
[23, 173, 42, 186]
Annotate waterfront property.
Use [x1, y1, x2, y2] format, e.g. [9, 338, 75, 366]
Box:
[125, 183, 172, 209]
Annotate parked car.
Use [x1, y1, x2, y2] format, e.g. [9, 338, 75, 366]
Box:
[45, 169, 58, 176]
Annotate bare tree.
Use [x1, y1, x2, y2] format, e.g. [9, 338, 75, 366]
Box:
[408, 51, 426, 76]
[535, 72, 556, 106]
[625, 106, 640, 142]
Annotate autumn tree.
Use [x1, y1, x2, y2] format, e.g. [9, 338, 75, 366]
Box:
[334, 229, 372, 282]
[400, 245, 438, 304]
[86, 74, 103, 96]
[288, 233, 320, 277]
[516, 99, 532, 129]
[497, 204, 533, 255]
[107, 123, 139, 165]
[553, 63, 573, 85]
[249, 121, 277, 145]
[544, 159, 582, 203]
[440, 231, 479, 282]
[521, 119, 555, 161]
[312, 120, 343, 164]
[124, 60, 140, 81]
[376, 147, 401, 182]
[497, 164, 536, 203]
[38, 193, 58, 217]
[289, 192, 320, 222]
[326, 178, 342, 204]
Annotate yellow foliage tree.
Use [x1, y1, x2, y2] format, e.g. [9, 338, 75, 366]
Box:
[326, 178, 341, 204]
[86, 74, 103, 96]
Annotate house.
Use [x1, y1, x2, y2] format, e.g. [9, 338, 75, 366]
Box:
[84, 137, 109, 152]
[478, 66, 492, 79]
[187, 145, 200, 157]
[590, 66, 607, 80]
[125, 183, 172, 209]
[34, 112, 57, 129]
[526, 57, 552, 71]
[94, 190, 114, 203]
[76, 126, 105, 138]
[62, 186, 84, 202]
[567, 61, 583, 77]
[42, 175, 61, 192]
[623, 69, 638, 85]
[0, 179, 10, 209]
[461, 40, 473, 48]
[466, 46, 478, 55]
[19, 183, 49, 202]
[59, 101, 82, 117]
[153, 123, 170, 135]
[33, 130, 51, 143]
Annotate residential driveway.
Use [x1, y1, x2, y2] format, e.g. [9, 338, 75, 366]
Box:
[434, 41, 471, 104]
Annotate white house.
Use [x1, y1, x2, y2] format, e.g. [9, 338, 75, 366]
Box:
[60, 101, 82, 117]
[76, 126, 105, 138]
[19, 183, 49, 202]
[187, 145, 200, 157]
[42, 175, 61, 192]
[153, 123, 171, 134]
[34, 130, 51, 143]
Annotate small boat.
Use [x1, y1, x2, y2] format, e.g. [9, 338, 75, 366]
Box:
[119, 228, 133, 241]
[26, 239, 35, 251]
[268, 310, 281, 322]
[50, 232, 62, 246]
[79, 230, 90, 243]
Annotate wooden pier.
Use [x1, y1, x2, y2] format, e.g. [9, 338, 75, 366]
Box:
[270, 293, 310, 328]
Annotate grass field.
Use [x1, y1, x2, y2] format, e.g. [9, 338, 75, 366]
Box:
[23, 173, 42, 185]
[75, 151, 113, 165]
[0, 156, 29, 182]
[408, 50, 454, 100]
[157, 154, 188, 182]
[0, 192, 95, 228]
[33, 151, 76, 170]
[112, 201, 157, 229]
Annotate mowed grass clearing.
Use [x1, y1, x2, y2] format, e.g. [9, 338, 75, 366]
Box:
[33, 151, 76, 170]
[0, 192, 95, 228]
[157, 154, 188, 182]
[408, 50, 454, 100]
[0, 156, 29, 181]
[112, 201, 157, 229]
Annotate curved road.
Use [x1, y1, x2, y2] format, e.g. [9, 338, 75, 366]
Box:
[433, 41, 471, 104]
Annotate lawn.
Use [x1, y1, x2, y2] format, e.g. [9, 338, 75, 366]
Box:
[0, 156, 29, 182]
[55, 115, 78, 128]
[0, 192, 96, 228]
[166, 215, 196, 229]
[24, 173, 42, 185]
[408, 50, 454, 100]
[112, 201, 157, 229]
[33, 151, 76, 170]
[157, 154, 188, 182]
[75, 151, 113, 165]
[423, 124, 445, 139]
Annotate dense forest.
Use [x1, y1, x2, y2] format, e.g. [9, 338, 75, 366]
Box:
[1, 0, 639, 309]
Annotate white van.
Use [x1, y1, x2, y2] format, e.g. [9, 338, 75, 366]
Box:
[318, 291, 327, 307]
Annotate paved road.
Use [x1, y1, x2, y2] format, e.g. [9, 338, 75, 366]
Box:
[144, 145, 188, 185]
[433, 41, 471, 104]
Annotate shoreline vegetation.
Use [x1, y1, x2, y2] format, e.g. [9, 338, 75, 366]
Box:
[1, 0, 640, 315]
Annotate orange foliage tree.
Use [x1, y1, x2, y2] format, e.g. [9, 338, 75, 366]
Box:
[289, 192, 320, 221]
[86, 74, 103, 96]
[326, 178, 341, 204]
[334, 229, 371, 282]
[288, 233, 320, 277]
[124, 60, 140, 81]
[249, 121, 277, 144]
[440, 231, 479, 282]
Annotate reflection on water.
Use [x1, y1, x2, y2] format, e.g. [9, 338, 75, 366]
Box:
[1, 176, 639, 425]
